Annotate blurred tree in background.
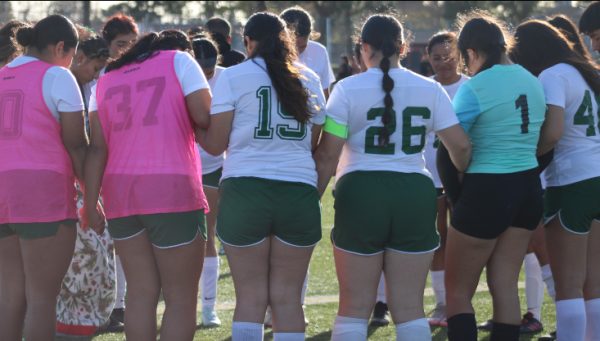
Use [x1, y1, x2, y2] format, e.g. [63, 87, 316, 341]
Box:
[4, 1, 595, 69]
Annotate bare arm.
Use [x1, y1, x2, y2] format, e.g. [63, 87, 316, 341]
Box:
[60, 110, 88, 182]
[83, 111, 108, 232]
[196, 110, 234, 156]
[186, 88, 212, 129]
[537, 105, 564, 156]
[311, 124, 323, 152]
[313, 132, 346, 197]
[436, 124, 472, 172]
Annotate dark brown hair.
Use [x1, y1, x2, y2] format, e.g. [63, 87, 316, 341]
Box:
[361, 14, 404, 147]
[244, 12, 310, 123]
[102, 13, 138, 44]
[0, 20, 29, 64]
[511, 20, 600, 95]
[579, 1, 600, 34]
[548, 15, 593, 60]
[16, 15, 78, 52]
[106, 30, 191, 72]
[456, 11, 512, 74]
[280, 6, 319, 39]
[427, 31, 457, 55]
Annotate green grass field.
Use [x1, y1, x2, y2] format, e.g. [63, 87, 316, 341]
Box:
[92, 186, 556, 340]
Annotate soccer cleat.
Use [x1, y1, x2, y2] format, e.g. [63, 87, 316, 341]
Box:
[520, 312, 543, 334]
[110, 308, 125, 324]
[97, 312, 125, 334]
[477, 319, 493, 331]
[202, 308, 221, 328]
[370, 301, 390, 327]
[428, 303, 447, 327]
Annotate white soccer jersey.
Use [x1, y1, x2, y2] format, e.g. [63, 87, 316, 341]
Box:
[210, 57, 327, 186]
[199, 65, 226, 174]
[326, 67, 460, 182]
[300, 40, 335, 90]
[424, 74, 469, 187]
[539, 63, 600, 186]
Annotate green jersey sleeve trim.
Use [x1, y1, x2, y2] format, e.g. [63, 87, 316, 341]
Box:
[324, 116, 349, 139]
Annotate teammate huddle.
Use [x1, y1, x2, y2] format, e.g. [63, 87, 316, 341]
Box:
[0, 3, 599, 341]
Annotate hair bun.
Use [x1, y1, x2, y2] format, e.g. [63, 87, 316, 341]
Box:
[16, 27, 34, 47]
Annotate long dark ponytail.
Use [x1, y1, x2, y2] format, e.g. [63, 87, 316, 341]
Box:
[511, 20, 600, 95]
[106, 29, 191, 72]
[361, 15, 404, 147]
[244, 12, 310, 123]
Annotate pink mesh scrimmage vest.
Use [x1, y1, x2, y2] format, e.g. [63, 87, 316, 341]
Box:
[0, 61, 77, 224]
[96, 51, 208, 219]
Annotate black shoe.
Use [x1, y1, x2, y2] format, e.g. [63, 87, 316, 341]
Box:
[110, 308, 125, 324]
[477, 319, 493, 331]
[520, 312, 543, 334]
[370, 301, 389, 327]
[96, 315, 124, 334]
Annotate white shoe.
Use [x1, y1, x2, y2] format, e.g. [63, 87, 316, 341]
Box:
[428, 303, 447, 327]
[202, 308, 221, 327]
[264, 307, 272, 328]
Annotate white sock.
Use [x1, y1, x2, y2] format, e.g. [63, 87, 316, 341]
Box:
[232, 321, 264, 341]
[524, 253, 544, 319]
[115, 256, 126, 309]
[301, 271, 309, 305]
[585, 298, 600, 341]
[430, 270, 446, 306]
[273, 332, 305, 341]
[556, 298, 586, 341]
[331, 315, 368, 341]
[541, 264, 556, 300]
[376, 273, 386, 303]
[396, 318, 431, 341]
[201, 256, 219, 310]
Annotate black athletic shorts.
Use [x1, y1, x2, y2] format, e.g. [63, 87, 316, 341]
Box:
[451, 167, 543, 239]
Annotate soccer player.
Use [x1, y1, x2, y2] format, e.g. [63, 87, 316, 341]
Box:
[197, 12, 326, 340]
[512, 19, 600, 341]
[424, 31, 469, 328]
[56, 31, 113, 337]
[205, 16, 246, 67]
[314, 14, 471, 341]
[192, 36, 225, 328]
[579, 1, 600, 53]
[84, 30, 211, 341]
[0, 15, 86, 340]
[0, 20, 29, 67]
[99, 13, 139, 328]
[442, 12, 547, 341]
[280, 6, 335, 97]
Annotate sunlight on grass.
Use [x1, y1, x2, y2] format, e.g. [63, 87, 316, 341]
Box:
[92, 183, 556, 340]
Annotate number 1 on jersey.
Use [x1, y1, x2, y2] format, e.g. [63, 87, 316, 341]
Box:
[515, 94, 529, 134]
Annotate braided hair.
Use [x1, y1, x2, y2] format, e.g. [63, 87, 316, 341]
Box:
[361, 15, 404, 147]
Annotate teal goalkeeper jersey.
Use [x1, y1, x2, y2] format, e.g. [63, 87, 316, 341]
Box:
[453, 64, 546, 174]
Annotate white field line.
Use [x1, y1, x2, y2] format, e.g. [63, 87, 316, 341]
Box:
[210, 281, 527, 311]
